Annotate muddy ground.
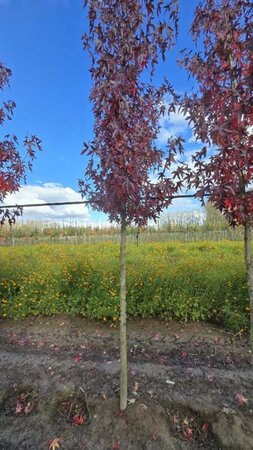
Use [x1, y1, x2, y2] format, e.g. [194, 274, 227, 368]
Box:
[0, 316, 252, 450]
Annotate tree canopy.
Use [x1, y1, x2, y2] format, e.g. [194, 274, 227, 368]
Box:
[79, 0, 180, 226]
[180, 0, 253, 227]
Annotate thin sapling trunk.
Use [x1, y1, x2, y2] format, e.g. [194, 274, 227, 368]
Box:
[120, 215, 127, 410]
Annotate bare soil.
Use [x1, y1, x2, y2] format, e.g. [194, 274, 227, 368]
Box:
[0, 316, 252, 450]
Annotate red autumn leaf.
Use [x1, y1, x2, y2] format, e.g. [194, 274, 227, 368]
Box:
[201, 423, 209, 432]
[112, 441, 121, 450]
[15, 402, 23, 414]
[206, 372, 215, 382]
[180, 351, 188, 358]
[72, 414, 86, 425]
[74, 354, 82, 362]
[132, 381, 139, 393]
[183, 428, 194, 440]
[235, 393, 248, 406]
[224, 199, 233, 209]
[48, 438, 61, 450]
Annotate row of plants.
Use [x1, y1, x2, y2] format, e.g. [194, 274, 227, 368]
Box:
[0, 204, 235, 240]
[0, 241, 249, 332]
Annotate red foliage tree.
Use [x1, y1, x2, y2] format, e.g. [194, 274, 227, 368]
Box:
[80, 0, 180, 409]
[0, 62, 42, 224]
[180, 0, 253, 349]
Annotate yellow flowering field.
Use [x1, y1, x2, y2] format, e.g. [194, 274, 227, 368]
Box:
[0, 241, 249, 332]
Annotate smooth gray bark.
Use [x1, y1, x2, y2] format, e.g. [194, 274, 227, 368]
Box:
[120, 217, 127, 410]
[244, 221, 253, 356]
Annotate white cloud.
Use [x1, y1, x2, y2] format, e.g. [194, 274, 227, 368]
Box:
[157, 109, 190, 144]
[3, 183, 90, 223]
[168, 197, 201, 212]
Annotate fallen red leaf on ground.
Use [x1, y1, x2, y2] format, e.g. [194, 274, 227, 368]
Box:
[132, 381, 139, 393]
[183, 428, 194, 440]
[112, 441, 121, 449]
[48, 438, 61, 450]
[72, 414, 86, 425]
[235, 393, 248, 405]
[15, 402, 23, 414]
[201, 423, 209, 432]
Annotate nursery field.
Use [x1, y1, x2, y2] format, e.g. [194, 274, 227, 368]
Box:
[0, 241, 253, 449]
[0, 240, 250, 333]
[0, 316, 252, 449]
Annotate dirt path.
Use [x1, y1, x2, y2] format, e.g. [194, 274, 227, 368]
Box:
[0, 317, 252, 450]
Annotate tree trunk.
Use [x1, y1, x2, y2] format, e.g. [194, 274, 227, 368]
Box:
[244, 221, 253, 356]
[120, 216, 127, 410]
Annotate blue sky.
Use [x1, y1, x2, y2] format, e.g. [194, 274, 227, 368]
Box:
[0, 0, 201, 224]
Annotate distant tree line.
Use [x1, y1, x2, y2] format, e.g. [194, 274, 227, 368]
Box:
[0, 203, 237, 239]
